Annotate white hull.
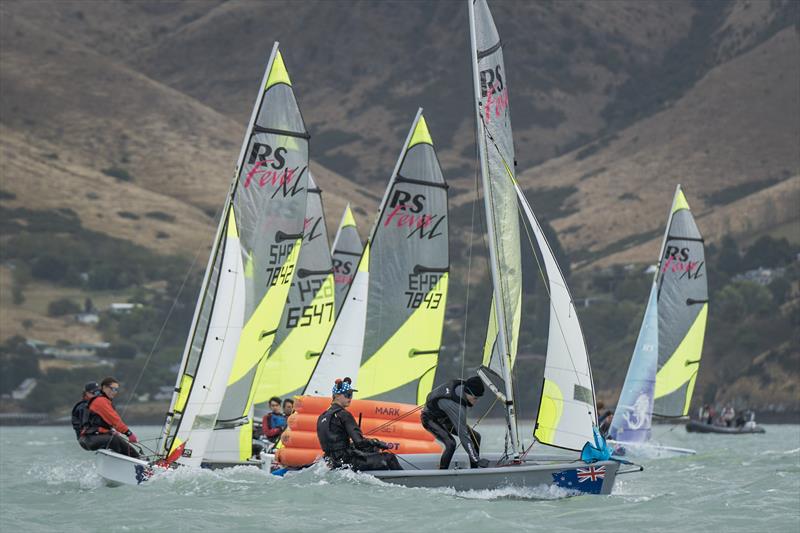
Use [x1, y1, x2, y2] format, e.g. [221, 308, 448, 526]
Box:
[95, 450, 163, 486]
[608, 439, 696, 458]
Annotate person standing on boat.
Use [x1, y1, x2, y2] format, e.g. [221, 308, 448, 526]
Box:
[316, 377, 401, 471]
[420, 376, 488, 469]
[71, 382, 100, 446]
[79, 377, 140, 458]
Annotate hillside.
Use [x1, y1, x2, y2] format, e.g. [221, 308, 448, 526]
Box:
[0, 0, 798, 414]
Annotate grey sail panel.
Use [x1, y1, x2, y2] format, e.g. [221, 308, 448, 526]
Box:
[332, 204, 363, 316]
[653, 189, 708, 417]
[253, 173, 336, 407]
[356, 112, 450, 404]
[207, 47, 309, 463]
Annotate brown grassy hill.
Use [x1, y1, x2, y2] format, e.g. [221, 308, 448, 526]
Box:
[516, 27, 800, 268]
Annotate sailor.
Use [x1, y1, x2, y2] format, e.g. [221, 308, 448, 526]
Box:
[421, 375, 488, 469]
[78, 377, 140, 458]
[71, 382, 100, 447]
[262, 396, 287, 445]
[316, 377, 401, 471]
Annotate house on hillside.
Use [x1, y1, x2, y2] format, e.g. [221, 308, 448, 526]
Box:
[109, 303, 143, 314]
[76, 312, 100, 324]
[733, 267, 785, 286]
[41, 342, 110, 361]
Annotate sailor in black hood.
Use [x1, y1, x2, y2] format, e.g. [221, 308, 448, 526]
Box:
[421, 375, 488, 469]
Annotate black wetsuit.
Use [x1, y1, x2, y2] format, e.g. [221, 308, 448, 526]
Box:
[421, 380, 482, 469]
[316, 403, 401, 471]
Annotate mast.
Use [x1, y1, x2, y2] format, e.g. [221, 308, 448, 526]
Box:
[468, 0, 520, 456]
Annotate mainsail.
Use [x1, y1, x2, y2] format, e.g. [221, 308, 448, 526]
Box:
[653, 186, 708, 417]
[205, 43, 310, 463]
[304, 109, 449, 404]
[469, 0, 523, 451]
[252, 173, 335, 407]
[331, 204, 363, 315]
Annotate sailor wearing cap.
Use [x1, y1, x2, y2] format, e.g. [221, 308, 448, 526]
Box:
[316, 377, 402, 471]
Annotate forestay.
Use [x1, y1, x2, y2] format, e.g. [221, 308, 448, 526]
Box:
[205, 44, 310, 463]
[653, 186, 708, 417]
[252, 173, 335, 408]
[304, 110, 449, 405]
[331, 204, 363, 315]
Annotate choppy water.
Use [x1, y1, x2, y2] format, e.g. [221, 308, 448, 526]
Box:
[1, 423, 798, 532]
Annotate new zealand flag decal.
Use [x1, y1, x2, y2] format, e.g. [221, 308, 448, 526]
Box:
[552, 466, 606, 494]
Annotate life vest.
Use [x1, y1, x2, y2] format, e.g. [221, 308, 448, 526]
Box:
[71, 400, 88, 439]
[268, 413, 287, 430]
[424, 380, 470, 420]
[316, 404, 352, 455]
[80, 395, 111, 436]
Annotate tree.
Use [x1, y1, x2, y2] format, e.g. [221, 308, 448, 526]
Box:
[47, 298, 81, 317]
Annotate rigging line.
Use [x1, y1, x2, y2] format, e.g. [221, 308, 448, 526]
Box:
[121, 229, 207, 418]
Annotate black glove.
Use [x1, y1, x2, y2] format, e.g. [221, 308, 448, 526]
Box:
[477, 458, 490, 468]
[370, 438, 392, 450]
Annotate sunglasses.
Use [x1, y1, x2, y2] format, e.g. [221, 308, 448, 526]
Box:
[342, 390, 353, 399]
[108, 386, 120, 392]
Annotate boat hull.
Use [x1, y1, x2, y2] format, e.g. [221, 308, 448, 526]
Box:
[685, 420, 766, 434]
[372, 454, 620, 495]
[95, 449, 161, 486]
[608, 439, 696, 457]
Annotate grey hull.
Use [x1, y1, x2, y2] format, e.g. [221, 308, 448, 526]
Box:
[371, 453, 620, 496]
[685, 420, 766, 434]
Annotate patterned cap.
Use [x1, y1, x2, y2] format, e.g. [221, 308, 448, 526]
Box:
[332, 377, 358, 395]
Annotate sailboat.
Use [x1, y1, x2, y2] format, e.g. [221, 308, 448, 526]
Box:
[608, 185, 707, 457]
[361, 0, 634, 494]
[95, 42, 311, 485]
[331, 204, 363, 315]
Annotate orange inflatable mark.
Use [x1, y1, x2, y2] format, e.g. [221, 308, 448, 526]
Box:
[281, 428, 441, 454]
[294, 396, 422, 422]
[288, 412, 434, 442]
[275, 447, 323, 467]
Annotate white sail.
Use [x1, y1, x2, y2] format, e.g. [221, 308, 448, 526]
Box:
[331, 204, 363, 315]
[516, 185, 597, 451]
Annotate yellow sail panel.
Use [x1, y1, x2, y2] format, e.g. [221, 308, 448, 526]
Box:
[671, 187, 691, 214]
[654, 303, 708, 411]
[227, 238, 302, 386]
[533, 379, 563, 445]
[408, 114, 433, 148]
[359, 242, 370, 273]
[254, 273, 336, 402]
[226, 206, 239, 237]
[342, 204, 357, 228]
[357, 273, 449, 400]
[174, 374, 193, 413]
[238, 419, 253, 461]
[265, 50, 292, 89]
[169, 436, 184, 456]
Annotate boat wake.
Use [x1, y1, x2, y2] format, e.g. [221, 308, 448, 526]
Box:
[27, 460, 104, 490]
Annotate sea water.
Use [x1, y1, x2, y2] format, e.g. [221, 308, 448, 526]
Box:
[1, 423, 798, 532]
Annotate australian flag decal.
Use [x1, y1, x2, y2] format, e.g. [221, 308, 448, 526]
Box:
[552, 466, 606, 494]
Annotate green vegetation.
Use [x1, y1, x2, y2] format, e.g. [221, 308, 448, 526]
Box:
[47, 298, 81, 317]
[704, 176, 785, 206]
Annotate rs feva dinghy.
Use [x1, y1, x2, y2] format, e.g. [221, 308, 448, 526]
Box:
[608, 185, 708, 458]
[95, 42, 311, 485]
